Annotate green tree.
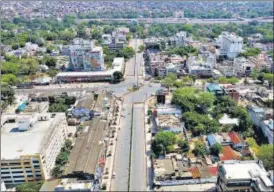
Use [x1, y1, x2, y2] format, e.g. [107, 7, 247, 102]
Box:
[51, 165, 62, 177]
[193, 140, 208, 157]
[35, 37, 45, 47]
[16, 181, 44, 192]
[257, 145, 274, 171]
[263, 73, 274, 88]
[210, 143, 223, 156]
[43, 56, 57, 68]
[151, 131, 177, 156]
[1, 84, 15, 106]
[55, 152, 68, 166]
[1, 74, 18, 86]
[20, 57, 39, 75]
[239, 48, 261, 58]
[138, 45, 145, 52]
[49, 103, 68, 112]
[113, 71, 124, 82]
[118, 46, 135, 59]
[64, 139, 72, 151]
[178, 140, 190, 153]
[2, 62, 18, 75]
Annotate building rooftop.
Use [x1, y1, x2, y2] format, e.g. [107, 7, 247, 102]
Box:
[219, 146, 240, 161]
[55, 178, 93, 191]
[156, 115, 181, 129]
[221, 160, 273, 189]
[206, 83, 223, 92]
[1, 113, 65, 160]
[219, 114, 239, 126]
[228, 132, 242, 145]
[154, 159, 175, 177]
[64, 117, 106, 177]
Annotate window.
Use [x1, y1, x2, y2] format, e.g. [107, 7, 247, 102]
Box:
[33, 160, 39, 164]
[11, 167, 22, 169]
[13, 175, 24, 178]
[2, 176, 11, 179]
[1, 171, 10, 174]
[9, 163, 21, 166]
[14, 180, 25, 183]
[12, 171, 23, 174]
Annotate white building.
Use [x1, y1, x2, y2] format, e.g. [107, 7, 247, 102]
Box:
[56, 57, 124, 83]
[218, 32, 243, 59]
[233, 57, 253, 76]
[169, 31, 187, 47]
[186, 56, 213, 77]
[102, 34, 112, 45]
[69, 38, 104, 71]
[261, 119, 273, 144]
[55, 178, 93, 192]
[1, 113, 68, 187]
[217, 160, 273, 192]
[217, 60, 234, 77]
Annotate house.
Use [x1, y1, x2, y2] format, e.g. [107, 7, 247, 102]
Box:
[233, 57, 253, 77]
[228, 132, 249, 152]
[186, 56, 213, 77]
[154, 105, 182, 117]
[155, 115, 183, 134]
[219, 146, 241, 161]
[219, 114, 239, 126]
[205, 83, 226, 96]
[207, 133, 233, 147]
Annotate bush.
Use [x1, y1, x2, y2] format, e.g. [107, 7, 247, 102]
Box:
[16, 181, 44, 192]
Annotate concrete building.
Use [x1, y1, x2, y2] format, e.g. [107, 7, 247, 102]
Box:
[56, 57, 124, 83]
[247, 105, 273, 144]
[218, 32, 243, 59]
[155, 115, 183, 134]
[217, 160, 273, 192]
[174, 11, 184, 18]
[233, 57, 253, 76]
[69, 38, 104, 71]
[169, 31, 187, 47]
[1, 113, 68, 187]
[102, 34, 125, 51]
[55, 178, 93, 191]
[248, 53, 269, 71]
[217, 60, 234, 77]
[186, 56, 213, 77]
[205, 83, 226, 96]
[219, 114, 239, 126]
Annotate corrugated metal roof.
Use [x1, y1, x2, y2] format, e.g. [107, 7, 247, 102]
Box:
[207, 134, 217, 146]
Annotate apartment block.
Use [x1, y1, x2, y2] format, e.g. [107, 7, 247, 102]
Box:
[1, 113, 68, 187]
[69, 38, 104, 71]
[217, 32, 243, 59]
[217, 160, 273, 192]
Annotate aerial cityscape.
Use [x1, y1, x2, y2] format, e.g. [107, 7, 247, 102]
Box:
[0, 1, 273, 192]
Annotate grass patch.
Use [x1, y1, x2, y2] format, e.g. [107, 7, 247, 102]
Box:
[246, 137, 260, 155]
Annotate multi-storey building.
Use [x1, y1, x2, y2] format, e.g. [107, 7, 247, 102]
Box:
[69, 38, 104, 71]
[217, 160, 273, 192]
[217, 32, 243, 59]
[169, 31, 187, 47]
[186, 56, 213, 77]
[247, 105, 273, 144]
[233, 57, 253, 76]
[1, 113, 68, 187]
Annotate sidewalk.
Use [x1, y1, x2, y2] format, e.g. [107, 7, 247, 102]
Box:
[144, 97, 154, 191]
[101, 98, 122, 191]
